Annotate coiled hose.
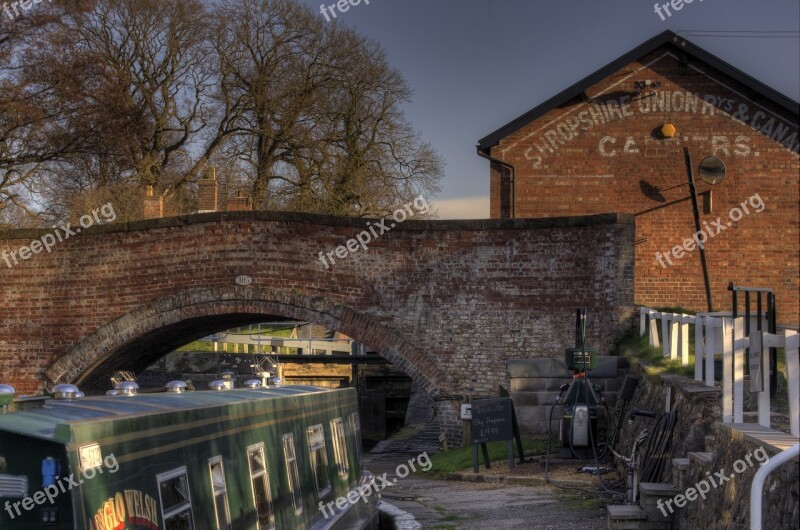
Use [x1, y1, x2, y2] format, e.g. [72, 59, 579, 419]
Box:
[638, 410, 678, 483]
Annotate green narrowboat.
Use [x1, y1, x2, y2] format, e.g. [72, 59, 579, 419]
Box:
[0, 383, 380, 530]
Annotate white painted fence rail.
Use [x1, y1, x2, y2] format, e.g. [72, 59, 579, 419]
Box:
[639, 307, 800, 437]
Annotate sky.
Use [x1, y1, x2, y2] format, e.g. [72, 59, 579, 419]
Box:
[300, 0, 800, 218]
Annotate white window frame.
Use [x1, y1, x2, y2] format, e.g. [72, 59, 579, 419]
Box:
[156, 466, 195, 530]
[208, 456, 231, 530]
[282, 433, 303, 515]
[306, 424, 331, 498]
[246, 442, 275, 530]
[330, 417, 349, 479]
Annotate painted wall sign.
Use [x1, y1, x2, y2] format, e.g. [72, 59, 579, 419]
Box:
[521, 90, 799, 168]
[598, 134, 755, 158]
[88, 490, 159, 530]
[235, 275, 253, 286]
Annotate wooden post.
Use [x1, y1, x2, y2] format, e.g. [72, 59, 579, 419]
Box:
[695, 315, 704, 381]
[669, 314, 680, 360]
[785, 330, 800, 437]
[705, 317, 717, 388]
[640, 307, 648, 337]
[680, 315, 690, 366]
[649, 311, 660, 348]
[733, 317, 745, 424]
[749, 331, 769, 428]
[722, 318, 734, 423]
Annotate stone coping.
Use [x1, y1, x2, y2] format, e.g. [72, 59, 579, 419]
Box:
[629, 358, 721, 399]
[717, 422, 800, 455]
[508, 356, 624, 379]
[0, 211, 634, 240]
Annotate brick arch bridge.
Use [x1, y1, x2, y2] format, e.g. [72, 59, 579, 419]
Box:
[0, 211, 634, 440]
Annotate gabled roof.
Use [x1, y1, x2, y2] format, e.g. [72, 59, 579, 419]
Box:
[478, 30, 800, 152]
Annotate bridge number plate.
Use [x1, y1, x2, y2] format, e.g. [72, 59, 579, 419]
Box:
[235, 275, 253, 286]
[79, 443, 103, 471]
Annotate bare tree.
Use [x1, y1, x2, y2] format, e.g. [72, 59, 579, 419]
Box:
[37, 0, 240, 214]
[0, 8, 71, 225]
[212, 0, 441, 216]
[3, 0, 441, 222]
[308, 27, 442, 216]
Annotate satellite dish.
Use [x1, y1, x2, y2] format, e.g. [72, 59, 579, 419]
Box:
[698, 156, 726, 185]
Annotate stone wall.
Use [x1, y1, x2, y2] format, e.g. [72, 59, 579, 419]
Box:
[677, 423, 799, 530]
[508, 356, 625, 435]
[613, 360, 799, 529]
[613, 364, 721, 483]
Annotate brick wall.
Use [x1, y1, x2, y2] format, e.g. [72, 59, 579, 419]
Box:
[486, 44, 799, 322]
[0, 212, 634, 443]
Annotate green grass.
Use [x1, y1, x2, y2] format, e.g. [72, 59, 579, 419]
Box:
[175, 325, 298, 352]
[226, 325, 295, 337]
[424, 437, 547, 478]
[621, 307, 789, 381]
[614, 316, 696, 378]
[175, 340, 216, 352]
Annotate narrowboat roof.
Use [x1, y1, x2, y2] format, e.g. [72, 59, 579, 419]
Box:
[0, 385, 334, 443]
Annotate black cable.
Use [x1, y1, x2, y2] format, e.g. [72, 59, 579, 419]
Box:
[584, 372, 625, 499]
[606, 398, 629, 455]
[638, 410, 678, 483]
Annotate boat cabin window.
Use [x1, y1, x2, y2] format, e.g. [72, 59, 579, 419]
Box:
[330, 417, 349, 478]
[156, 467, 195, 530]
[350, 412, 363, 465]
[246, 443, 275, 530]
[208, 457, 232, 530]
[306, 424, 331, 497]
[282, 433, 303, 515]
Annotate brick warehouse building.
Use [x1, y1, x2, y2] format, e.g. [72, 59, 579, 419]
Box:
[478, 31, 799, 323]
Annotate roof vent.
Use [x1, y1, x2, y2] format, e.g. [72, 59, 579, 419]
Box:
[106, 390, 119, 396]
[209, 380, 227, 391]
[165, 381, 188, 393]
[0, 384, 15, 396]
[220, 370, 237, 390]
[74, 391, 85, 399]
[115, 381, 139, 396]
[52, 384, 81, 400]
[243, 379, 262, 389]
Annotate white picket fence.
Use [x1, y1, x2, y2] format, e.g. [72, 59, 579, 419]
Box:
[639, 307, 800, 437]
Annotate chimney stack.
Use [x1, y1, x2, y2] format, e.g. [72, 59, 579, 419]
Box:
[142, 185, 163, 219]
[227, 189, 253, 211]
[198, 167, 218, 213]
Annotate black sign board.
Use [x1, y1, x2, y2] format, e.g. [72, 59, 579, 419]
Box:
[470, 397, 525, 473]
[472, 398, 513, 443]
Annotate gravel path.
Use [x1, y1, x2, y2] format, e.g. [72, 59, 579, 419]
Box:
[366, 453, 610, 530]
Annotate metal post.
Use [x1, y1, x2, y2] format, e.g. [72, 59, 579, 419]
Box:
[745, 291, 751, 376]
[768, 293, 777, 397]
[684, 148, 713, 311]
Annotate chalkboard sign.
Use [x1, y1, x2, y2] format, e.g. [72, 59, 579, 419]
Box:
[469, 397, 525, 473]
[472, 398, 513, 444]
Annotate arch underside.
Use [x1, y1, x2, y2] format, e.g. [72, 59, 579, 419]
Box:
[45, 287, 449, 398]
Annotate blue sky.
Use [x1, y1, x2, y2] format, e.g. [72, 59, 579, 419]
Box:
[301, 0, 800, 218]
